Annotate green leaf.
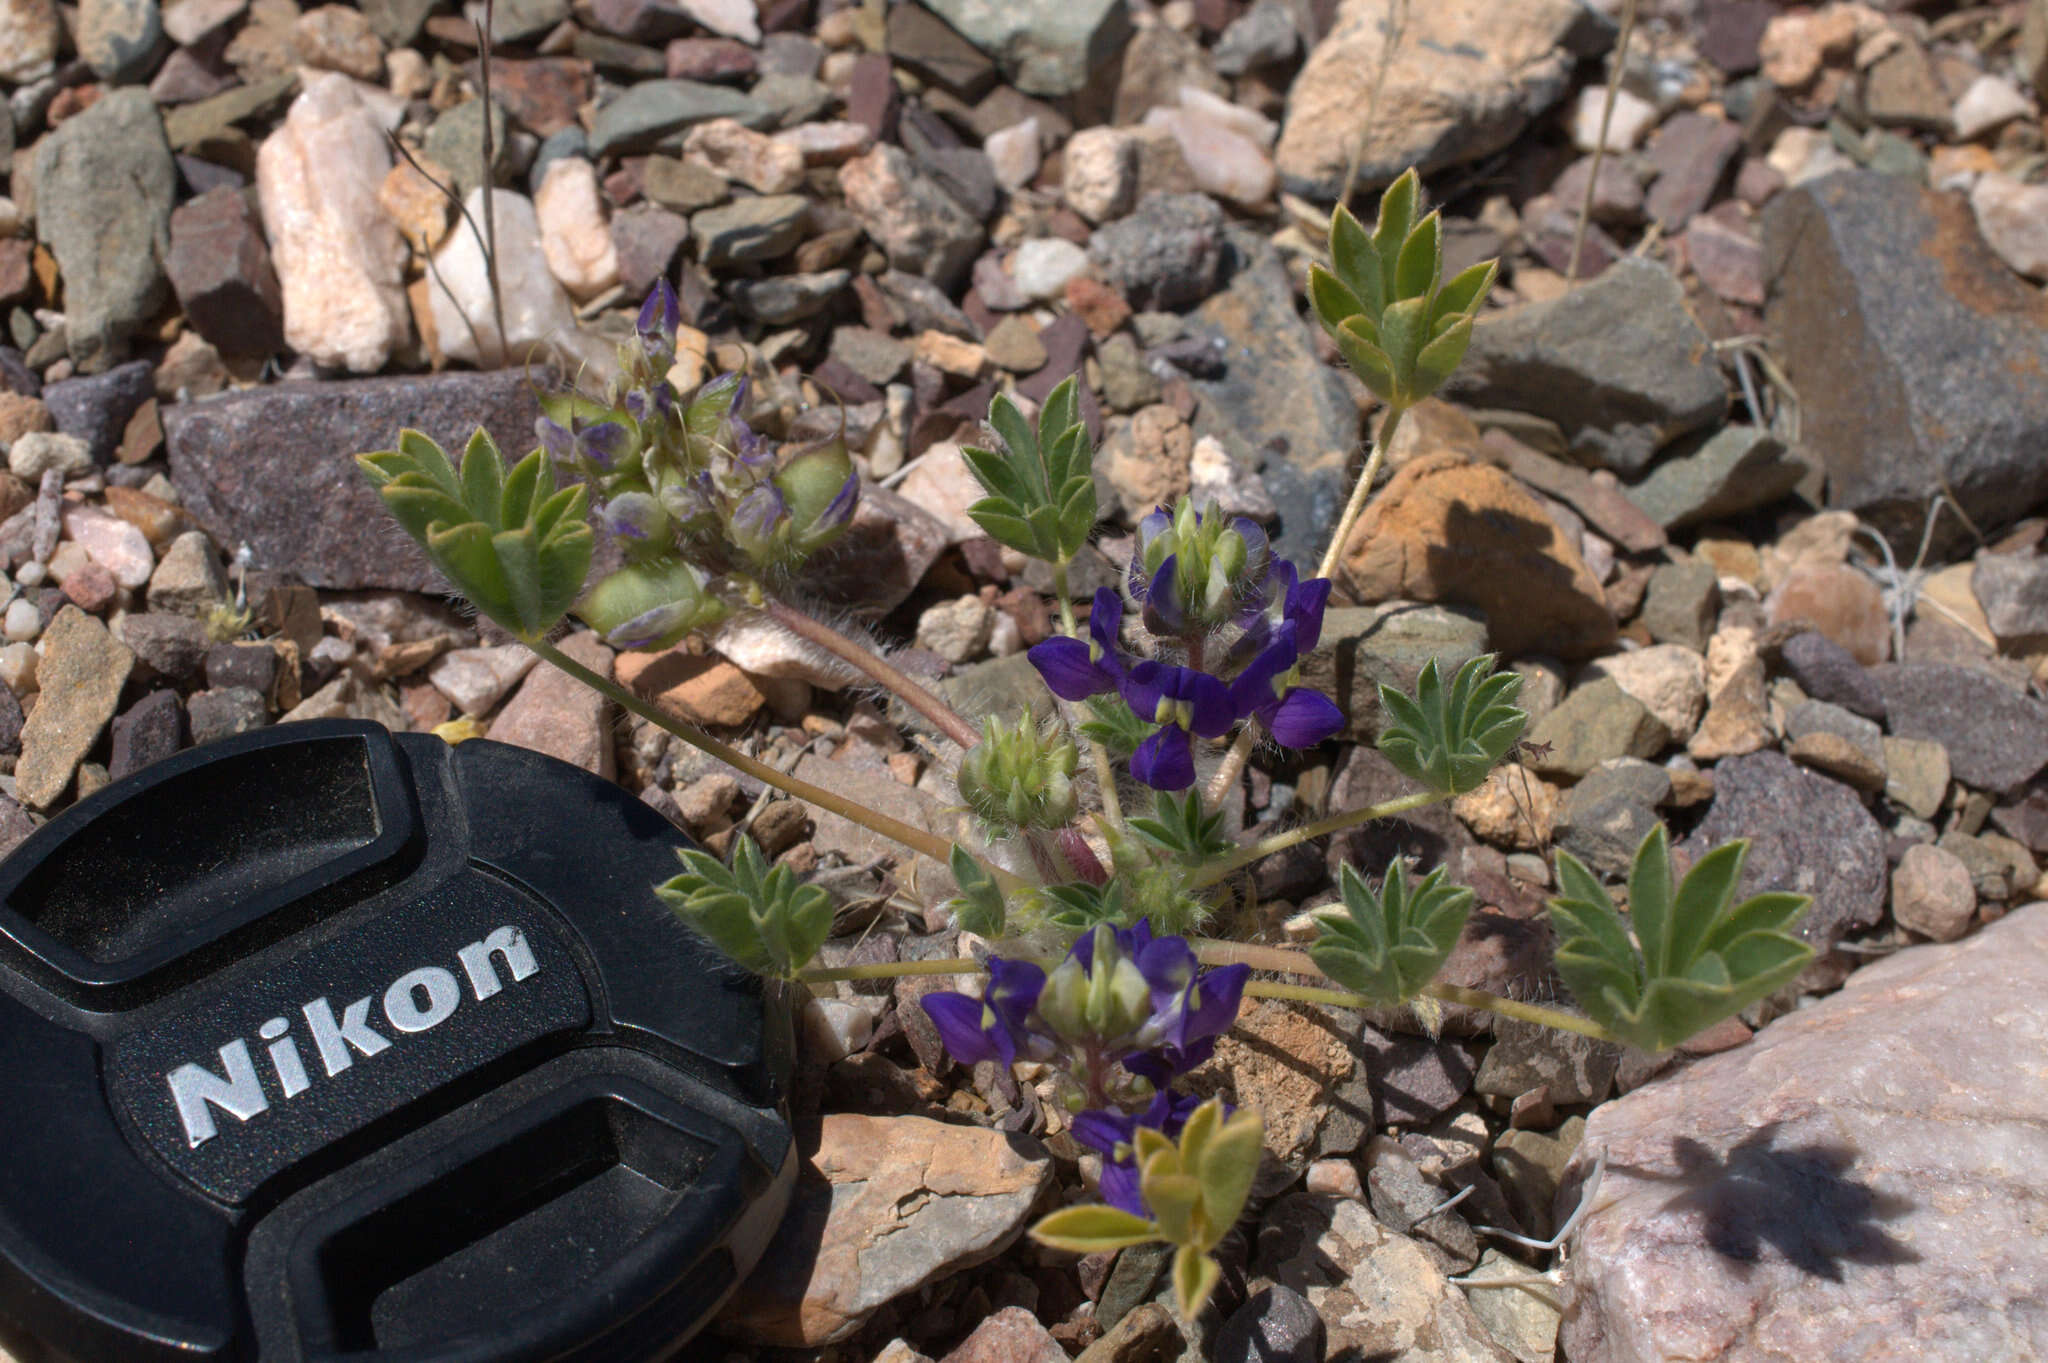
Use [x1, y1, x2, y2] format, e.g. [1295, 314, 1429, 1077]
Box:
[1310, 860, 1473, 1006]
[1172, 1246, 1222, 1319]
[1327, 204, 1382, 321]
[1394, 210, 1442, 303]
[1372, 169, 1420, 301]
[946, 844, 1007, 937]
[1411, 314, 1476, 399]
[1030, 1205, 1161, 1255]
[1080, 693, 1151, 757]
[656, 837, 834, 979]
[460, 429, 505, 528]
[1039, 879, 1129, 933]
[962, 445, 1032, 506]
[1433, 259, 1498, 322]
[1129, 790, 1234, 864]
[1377, 295, 1432, 398]
[1333, 320, 1396, 403]
[965, 382, 1097, 563]
[1376, 655, 1527, 796]
[1547, 829, 1816, 1053]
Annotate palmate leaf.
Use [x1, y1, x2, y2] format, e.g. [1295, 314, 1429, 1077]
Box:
[655, 836, 834, 980]
[1377, 655, 1526, 796]
[944, 844, 1007, 937]
[1548, 825, 1815, 1054]
[1309, 860, 1474, 1006]
[1129, 790, 1234, 864]
[1079, 692, 1151, 757]
[962, 377, 1098, 563]
[359, 428, 592, 639]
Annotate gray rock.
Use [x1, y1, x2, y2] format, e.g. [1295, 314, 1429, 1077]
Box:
[17, 607, 135, 810]
[1555, 757, 1671, 876]
[1296, 601, 1491, 742]
[1089, 191, 1228, 312]
[1214, 0, 1299, 75]
[0, 682, 21, 757]
[1873, 662, 2048, 795]
[748, 73, 834, 130]
[587, 79, 768, 157]
[1442, 259, 1727, 478]
[422, 96, 511, 203]
[1476, 1018, 1623, 1109]
[1780, 629, 1884, 722]
[1490, 1118, 1583, 1244]
[1214, 1285, 1324, 1363]
[1526, 678, 1672, 781]
[1938, 830, 2015, 902]
[1563, 905, 2048, 1363]
[0, 794, 34, 859]
[115, 612, 209, 685]
[1892, 841, 1975, 941]
[186, 685, 271, 747]
[491, 0, 569, 43]
[108, 688, 184, 780]
[1884, 735, 1951, 821]
[32, 89, 177, 372]
[729, 269, 851, 324]
[79, 0, 164, 83]
[361, 0, 436, 46]
[840, 145, 986, 290]
[1366, 1141, 1481, 1272]
[41, 361, 154, 464]
[165, 370, 542, 592]
[878, 269, 979, 339]
[147, 529, 228, 617]
[1182, 228, 1356, 566]
[1643, 111, 1743, 233]
[1461, 1249, 1562, 1363]
[1680, 749, 1886, 950]
[1625, 426, 1808, 530]
[8, 432, 94, 482]
[1763, 172, 2048, 552]
[918, 0, 1131, 96]
[1972, 552, 2048, 641]
[1639, 559, 1719, 651]
[1098, 1242, 1172, 1333]
[691, 194, 809, 267]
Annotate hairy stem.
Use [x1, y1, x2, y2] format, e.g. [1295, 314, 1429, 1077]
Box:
[1568, 0, 1639, 287]
[1315, 402, 1405, 584]
[527, 635, 1020, 889]
[800, 957, 983, 982]
[1055, 559, 1124, 830]
[1242, 979, 1622, 1044]
[1204, 722, 1259, 812]
[761, 598, 979, 748]
[1188, 789, 1444, 887]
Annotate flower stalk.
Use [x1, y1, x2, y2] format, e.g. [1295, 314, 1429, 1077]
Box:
[760, 597, 980, 749]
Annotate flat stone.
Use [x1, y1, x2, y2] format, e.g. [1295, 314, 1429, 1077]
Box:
[1563, 905, 2048, 1362]
[41, 360, 155, 464]
[1643, 111, 1743, 232]
[1762, 171, 2048, 551]
[917, 0, 1130, 96]
[33, 89, 177, 373]
[115, 611, 209, 685]
[1679, 749, 1885, 950]
[1767, 562, 1890, 667]
[165, 370, 543, 592]
[487, 630, 613, 775]
[1181, 228, 1355, 567]
[17, 606, 135, 809]
[1873, 662, 2048, 795]
[1526, 678, 1671, 781]
[721, 1113, 1052, 1346]
[587, 79, 769, 157]
[1342, 452, 1616, 660]
[1443, 260, 1726, 478]
[188, 685, 271, 745]
[1088, 190, 1227, 312]
[840, 145, 985, 289]
[167, 185, 285, 357]
[1476, 1017, 1622, 1108]
[1971, 551, 2048, 641]
[1779, 629, 1884, 722]
[109, 688, 185, 780]
[1884, 735, 1951, 821]
[427, 643, 537, 715]
[1891, 842, 1974, 941]
[1626, 426, 1807, 531]
[1556, 756, 1670, 875]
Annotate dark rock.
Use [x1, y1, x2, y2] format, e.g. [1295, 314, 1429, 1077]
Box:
[41, 361, 155, 464]
[1873, 663, 2048, 795]
[422, 96, 511, 203]
[165, 370, 543, 592]
[478, 57, 591, 139]
[609, 203, 692, 297]
[879, 269, 979, 339]
[1626, 425, 1807, 530]
[1763, 172, 2048, 552]
[205, 641, 279, 696]
[1476, 1016, 1623, 1108]
[1699, 0, 1771, 74]
[569, 32, 667, 78]
[79, 0, 165, 84]
[109, 688, 185, 780]
[1863, 39, 1949, 130]
[32, 88, 177, 372]
[1213, 0, 1298, 75]
[1644, 111, 1743, 232]
[1088, 191, 1227, 312]
[166, 186, 284, 358]
[1214, 1285, 1324, 1363]
[491, 0, 571, 44]
[1182, 229, 1355, 566]
[1443, 258, 1726, 478]
[588, 0, 691, 43]
[0, 795, 34, 859]
[748, 73, 832, 129]
[0, 348, 37, 399]
[186, 686, 270, 746]
[1294, 602, 1489, 742]
[692, 194, 809, 268]
[919, 0, 1131, 97]
[586, 79, 769, 157]
[1556, 757, 1671, 877]
[114, 612, 210, 685]
[886, 1, 998, 99]
[1680, 749, 1887, 951]
[361, 0, 436, 46]
[1640, 559, 1718, 651]
[0, 682, 22, 755]
[1780, 629, 1885, 722]
[845, 51, 900, 141]
[664, 36, 756, 82]
[728, 269, 850, 324]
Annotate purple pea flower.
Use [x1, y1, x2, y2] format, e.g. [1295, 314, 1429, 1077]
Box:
[1227, 621, 1344, 751]
[536, 413, 631, 471]
[1121, 661, 1234, 791]
[919, 958, 1050, 1068]
[637, 279, 680, 359]
[1072, 1089, 1204, 1218]
[1027, 588, 1126, 701]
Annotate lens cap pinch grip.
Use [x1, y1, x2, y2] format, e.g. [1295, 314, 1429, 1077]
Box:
[0, 719, 795, 1363]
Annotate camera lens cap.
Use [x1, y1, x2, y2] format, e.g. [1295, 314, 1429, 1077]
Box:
[0, 720, 795, 1362]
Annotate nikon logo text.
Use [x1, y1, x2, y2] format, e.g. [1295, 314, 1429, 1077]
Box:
[166, 926, 540, 1148]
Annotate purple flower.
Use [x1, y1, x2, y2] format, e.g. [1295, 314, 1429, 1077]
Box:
[920, 958, 1048, 1067]
[637, 279, 680, 359]
[1272, 561, 1331, 653]
[1027, 589, 1126, 701]
[815, 470, 860, 532]
[1121, 661, 1233, 790]
[1228, 622, 1343, 751]
[1073, 1090, 1205, 1218]
[536, 414, 630, 471]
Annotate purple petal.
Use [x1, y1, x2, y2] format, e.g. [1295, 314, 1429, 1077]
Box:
[1136, 935, 1198, 1008]
[1179, 964, 1250, 1046]
[920, 991, 1012, 1067]
[1285, 570, 1333, 653]
[1130, 725, 1196, 790]
[1087, 588, 1124, 665]
[816, 470, 860, 531]
[1232, 518, 1270, 590]
[1142, 554, 1187, 636]
[638, 279, 679, 340]
[1182, 669, 1235, 739]
[1265, 687, 1344, 749]
[1070, 1107, 1137, 1156]
[579, 421, 630, 469]
[732, 483, 789, 540]
[1029, 637, 1117, 701]
[1120, 660, 1169, 724]
[985, 957, 1047, 1031]
[536, 416, 573, 461]
[1228, 625, 1299, 721]
[1098, 1158, 1148, 1218]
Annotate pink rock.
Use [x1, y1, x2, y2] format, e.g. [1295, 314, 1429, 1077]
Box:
[534, 158, 620, 301]
[60, 504, 155, 589]
[683, 116, 805, 193]
[1767, 562, 1890, 666]
[486, 630, 614, 775]
[775, 119, 873, 165]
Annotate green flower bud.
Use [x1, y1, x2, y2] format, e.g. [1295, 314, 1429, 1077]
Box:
[956, 716, 1080, 833]
[574, 557, 727, 652]
[1132, 498, 1271, 636]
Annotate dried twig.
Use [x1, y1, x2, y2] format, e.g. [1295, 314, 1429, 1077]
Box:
[474, 0, 508, 364]
[1568, 0, 1641, 286]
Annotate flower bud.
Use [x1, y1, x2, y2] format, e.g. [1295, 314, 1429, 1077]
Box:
[602, 491, 671, 552]
[775, 437, 860, 552]
[574, 558, 726, 651]
[1129, 499, 1271, 636]
[956, 716, 1080, 832]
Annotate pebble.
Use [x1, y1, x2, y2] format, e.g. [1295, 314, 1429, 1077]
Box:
[0, 0, 62, 82]
[840, 145, 985, 289]
[1009, 236, 1088, 301]
[144, 528, 225, 614]
[913, 595, 993, 664]
[61, 505, 155, 589]
[1892, 842, 1975, 941]
[1143, 88, 1276, 205]
[1088, 190, 1226, 311]
[429, 189, 580, 368]
[1968, 172, 2048, 282]
[485, 631, 614, 776]
[692, 193, 811, 267]
[1214, 1285, 1324, 1363]
[17, 606, 135, 808]
[1571, 85, 1659, 152]
[533, 158, 620, 301]
[983, 118, 1040, 191]
[166, 186, 286, 358]
[8, 432, 92, 481]
[682, 116, 805, 193]
[255, 74, 409, 374]
[1767, 562, 1890, 666]
[2, 599, 40, 643]
[1585, 643, 1708, 741]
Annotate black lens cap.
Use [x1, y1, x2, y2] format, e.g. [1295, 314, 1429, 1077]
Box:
[0, 720, 794, 1362]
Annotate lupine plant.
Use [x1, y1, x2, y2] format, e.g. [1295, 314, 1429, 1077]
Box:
[358, 168, 1815, 1318]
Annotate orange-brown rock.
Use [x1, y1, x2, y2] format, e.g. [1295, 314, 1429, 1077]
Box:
[1338, 451, 1616, 658]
